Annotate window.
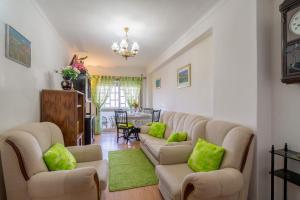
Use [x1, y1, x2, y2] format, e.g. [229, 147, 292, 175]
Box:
[100, 81, 139, 109]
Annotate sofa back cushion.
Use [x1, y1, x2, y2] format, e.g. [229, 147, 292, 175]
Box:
[160, 111, 207, 145]
[205, 120, 253, 170]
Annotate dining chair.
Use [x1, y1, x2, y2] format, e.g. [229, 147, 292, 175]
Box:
[114, 110, 135, 143]
[152, 109, 161, 122]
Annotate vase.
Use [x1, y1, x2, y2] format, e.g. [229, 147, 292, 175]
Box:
[61, 77, 73, 90]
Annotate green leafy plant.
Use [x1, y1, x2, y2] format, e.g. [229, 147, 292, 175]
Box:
[57, 66, 80, 80]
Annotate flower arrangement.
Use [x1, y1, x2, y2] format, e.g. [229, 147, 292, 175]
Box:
[70, 54, 88, 74]
[129, 100, 139, 109]
[57, 66, 80, 80]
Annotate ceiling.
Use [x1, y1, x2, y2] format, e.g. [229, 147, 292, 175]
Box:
[36, 0, 219, 68]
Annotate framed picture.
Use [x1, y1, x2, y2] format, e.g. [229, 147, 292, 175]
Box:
[155, 78, 161, 89]
[5, 24, 31, 67]
[177, 64, 191, 88]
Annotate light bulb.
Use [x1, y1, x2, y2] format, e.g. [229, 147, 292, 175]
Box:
[111, 42, 119, 52]
[120, 39, 129, 50]
[131, 42, 140, 52]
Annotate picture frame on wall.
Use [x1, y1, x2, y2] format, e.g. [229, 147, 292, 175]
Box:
[155, 78, 161, 89]
[177, 64, 191, 88]
[5, 24, 31, 67]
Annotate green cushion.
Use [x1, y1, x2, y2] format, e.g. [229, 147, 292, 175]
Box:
[148, 122, 166, 138]
[188, 139, 225, 172]
[119, 122, 134, 128]
[43, 143, 77, 171]
[166, 132, 188, 143]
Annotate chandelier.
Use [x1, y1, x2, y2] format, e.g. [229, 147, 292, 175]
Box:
[111, 27, 140, 60]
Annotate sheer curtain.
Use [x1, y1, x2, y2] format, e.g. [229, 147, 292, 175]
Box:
[91, 75, 114, 133]
[120, 77, 142, 108]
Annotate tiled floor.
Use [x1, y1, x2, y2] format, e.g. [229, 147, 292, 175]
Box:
[95, 133, 163, 200]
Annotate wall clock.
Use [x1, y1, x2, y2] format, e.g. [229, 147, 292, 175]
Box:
[280, 0, 300, 83]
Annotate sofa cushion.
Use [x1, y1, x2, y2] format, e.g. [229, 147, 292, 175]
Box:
[149, 122, 166, 138]
[139, 134, 167, 145]
[167, 132, 188, 143]
[156, 164, 193, 200]
[76, 160, 108, 190]
[43, 143, 77, 171]
[188, 139, 225, 172]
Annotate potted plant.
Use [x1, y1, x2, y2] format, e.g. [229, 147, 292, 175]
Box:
[56, 66, 80, 90]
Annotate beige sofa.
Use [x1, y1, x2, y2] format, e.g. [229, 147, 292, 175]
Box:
[139, 111, 208, 165]
[155, 120, 254, 200]
[0, 122, 107, 200]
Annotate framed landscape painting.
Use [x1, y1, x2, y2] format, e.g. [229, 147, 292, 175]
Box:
[155, 78, 161, 89]
[177, 64, 191, 88]
[5, 24, 31, 67]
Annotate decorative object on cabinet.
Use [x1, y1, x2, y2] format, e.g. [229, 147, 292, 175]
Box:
[5, 24, 31, 67]
[41, 90, 85, 146]
[270, 143, 300, 200]
[56, 66, 80, 90]
[280, 0, 300, 83]
[177, 64, 191, 88]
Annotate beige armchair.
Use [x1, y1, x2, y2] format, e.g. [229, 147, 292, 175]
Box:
[0, 122, 107, 200]
[155, 120, 255, 200]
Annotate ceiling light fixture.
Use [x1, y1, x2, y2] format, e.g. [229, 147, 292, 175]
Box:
[111, 27, 140, 60]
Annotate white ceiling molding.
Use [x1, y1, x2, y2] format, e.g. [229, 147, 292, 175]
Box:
[146, 0, 225, 74]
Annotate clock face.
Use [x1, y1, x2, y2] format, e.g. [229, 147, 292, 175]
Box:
[290, 10, 300, 35]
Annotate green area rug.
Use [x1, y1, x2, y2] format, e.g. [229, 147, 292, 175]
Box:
[108, 149, 158, 192]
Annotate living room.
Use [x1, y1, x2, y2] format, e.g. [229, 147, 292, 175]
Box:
[1, 0, 300, 200]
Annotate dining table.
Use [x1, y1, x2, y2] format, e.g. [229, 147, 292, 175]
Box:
[127, 112, 152, 127]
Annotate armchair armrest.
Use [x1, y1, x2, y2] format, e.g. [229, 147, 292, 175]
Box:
[159, 145, 193, 165]
[28, 167, 99, 199]
[67, 144, 103, 162]
[140, 125, 150, 134]
[182, 168, 244, 200]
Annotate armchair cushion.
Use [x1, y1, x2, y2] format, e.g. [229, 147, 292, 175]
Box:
[159, 145, 193, 165]
[28, 167, 98, 199]
[43, 143, 77, 171]
[67, 144, 103, 163]
[149, 122, 166, 138]
[188, 139, 225, 172]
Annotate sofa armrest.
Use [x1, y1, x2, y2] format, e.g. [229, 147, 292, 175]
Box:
[159, 145, 193, 165]
[140, 125, 150, 134]
[67, 144, 103, 162]
[28, 167, 99, 199]
[182, 168, 243, 200]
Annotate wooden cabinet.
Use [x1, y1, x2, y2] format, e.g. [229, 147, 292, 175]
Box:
[41, 90, 85, 146]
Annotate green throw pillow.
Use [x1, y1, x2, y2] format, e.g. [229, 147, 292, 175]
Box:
[149, 122, 166, 138]
[166, 132, 188, 143]
[43, 143, 77, 171]
[188, 139, 225, 172]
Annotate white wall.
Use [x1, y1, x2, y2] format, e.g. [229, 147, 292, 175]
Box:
[271, 0, 300, 199]
[151, 34, 213, 115]
[148, 0, 257, 129]
[0, 0, 70, 133]
[148, 0, 260, 198]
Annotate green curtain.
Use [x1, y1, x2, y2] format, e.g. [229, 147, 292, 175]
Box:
[90, 75, 114, 134]
[120, 77, 142, 108]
